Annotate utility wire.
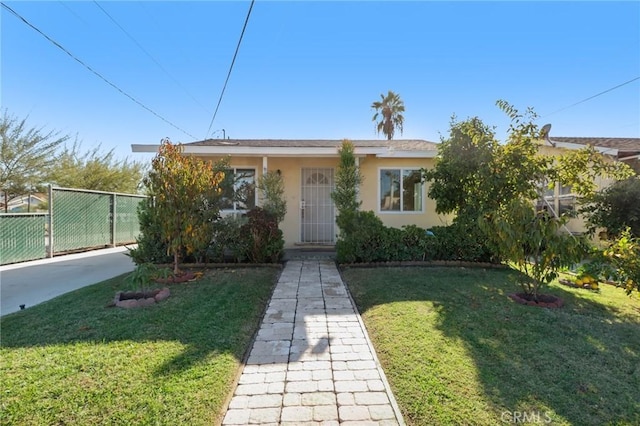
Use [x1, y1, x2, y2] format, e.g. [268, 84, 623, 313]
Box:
[92, 1, 211, 114]
[542, 76, 640, 118]
[2, 2, 196, 139]
[205, 0, 255, 139]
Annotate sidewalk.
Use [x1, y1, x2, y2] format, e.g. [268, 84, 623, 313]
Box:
[222, 260, 404, 425]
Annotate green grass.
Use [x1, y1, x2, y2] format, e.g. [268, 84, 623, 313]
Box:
[0, 267, 279, 425]
[342, 266, 640, 426]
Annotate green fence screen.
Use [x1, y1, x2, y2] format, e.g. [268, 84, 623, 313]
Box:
[1, 188, 145, 264]
[52, 189, 112, 252]
[114, 195, 144, 244]
[0, 214, 47, 265]
[51, 188, 145, 255]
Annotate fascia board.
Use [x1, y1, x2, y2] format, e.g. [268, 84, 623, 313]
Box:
[548, 140, 619, 156]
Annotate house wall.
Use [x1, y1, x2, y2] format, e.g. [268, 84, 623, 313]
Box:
[358, 156, 451, 229]
[537, 144, 619, 235]
[199, 154, 450, 248]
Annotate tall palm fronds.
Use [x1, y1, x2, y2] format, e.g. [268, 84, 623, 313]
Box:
[371, 90, 405, 140]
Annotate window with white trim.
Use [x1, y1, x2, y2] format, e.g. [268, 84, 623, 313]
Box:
[379, 168, 423, 212]
[536, 182, 576, 217]
[221, 168, 256, 212]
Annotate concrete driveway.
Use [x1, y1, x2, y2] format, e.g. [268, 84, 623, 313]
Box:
[1, 246, 136, 316]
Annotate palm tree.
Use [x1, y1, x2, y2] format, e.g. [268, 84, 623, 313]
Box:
[371, 90, 405, 140]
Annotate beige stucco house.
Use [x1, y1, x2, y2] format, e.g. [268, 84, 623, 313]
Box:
[537, 136, 640, 234]
[132, 139, 452, 248]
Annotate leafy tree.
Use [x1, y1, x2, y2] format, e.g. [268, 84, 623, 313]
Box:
[49, 141, 145, 194]
[423, 116, 500, 219]
[425, 101, 632, 220]
[331, 140, 363, 236]
[425, 100, 632, 301]
[142, 138, 228, 274]
[258, 170, 287, 223]
[0, 110, 68, 197]
[581, 176, 640, 239]
[480, 199, 585, 301]
[371, 90, 405, 140]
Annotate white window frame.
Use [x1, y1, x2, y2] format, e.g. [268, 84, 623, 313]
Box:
[220, 167, 257, 214]
[538, 182, 576, 217]
[378, 167, 425, 214]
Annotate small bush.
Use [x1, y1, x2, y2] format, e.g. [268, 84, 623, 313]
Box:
[427, 222, 498, 263]
[336, 211, 499, 264]
[240, 207, 284, 263]
[127, 198, 172, 265]
[209, 214, 248, 262]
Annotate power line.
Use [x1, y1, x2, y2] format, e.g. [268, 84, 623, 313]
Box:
[1, 2, 196, 140]
[205, 0, 255, 139]
[542, 76, 640, 118]
[92, 1, 211, 114]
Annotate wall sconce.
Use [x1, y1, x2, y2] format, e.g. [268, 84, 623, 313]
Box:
[277, 169, 282, 176]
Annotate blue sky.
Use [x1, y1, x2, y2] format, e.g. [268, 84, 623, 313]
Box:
[2, 1, 639, 161]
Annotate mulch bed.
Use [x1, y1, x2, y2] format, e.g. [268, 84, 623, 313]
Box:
[508, 292, 564, 308]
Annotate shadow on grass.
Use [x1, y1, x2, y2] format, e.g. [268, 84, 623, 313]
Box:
[343, 266, 640, 425]
[0, 268, 279, 377]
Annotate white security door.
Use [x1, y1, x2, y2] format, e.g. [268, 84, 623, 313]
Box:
[300, 168, 335, 244]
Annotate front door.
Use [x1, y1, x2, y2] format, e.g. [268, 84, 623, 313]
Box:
[300, 168, 335, 244]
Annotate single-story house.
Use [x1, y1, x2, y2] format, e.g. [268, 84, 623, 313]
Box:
[132, 139, 452, 248]
[1, 193, 48, 213]
[132, 135, 638, 246]
[538, 135, 640, 234]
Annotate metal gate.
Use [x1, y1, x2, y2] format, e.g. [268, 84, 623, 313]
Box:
[300, 168, 335, 244]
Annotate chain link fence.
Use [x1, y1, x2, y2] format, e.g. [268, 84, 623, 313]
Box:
[0, 213, 47, 264]
[0, 186, 145, 265]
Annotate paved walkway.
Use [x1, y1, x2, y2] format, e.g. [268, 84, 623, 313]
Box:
[222, 260, 404, 426]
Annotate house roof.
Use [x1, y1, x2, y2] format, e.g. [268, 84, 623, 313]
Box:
[132, 139, 439, 158]
[549, 137, 640, 152]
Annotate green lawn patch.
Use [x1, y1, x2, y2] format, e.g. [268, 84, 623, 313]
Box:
[0, 267, 279, 425]
[342, 266, 640, 426]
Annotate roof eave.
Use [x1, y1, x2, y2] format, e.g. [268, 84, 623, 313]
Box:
[131, 144, 438, 158]
[376, 150, 438, 158]
[547, 139, 619, 156]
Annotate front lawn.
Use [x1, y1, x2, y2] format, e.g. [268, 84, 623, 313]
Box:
[343, 266, 640, 425]
[0, 267, 279, 425]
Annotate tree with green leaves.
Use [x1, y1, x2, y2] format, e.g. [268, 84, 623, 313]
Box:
[425, 101, 632, 220]
[425, 100, 633, 302]
[0, 110, 68, 197]
[480, 198, 585, 301]
[371, 90, 405, 140]
[581, 176, 640, 239]
[332, 140, 363, 236]
[49, 141, 145, 194]
[258, 170, 287, 223]
[142, 138, 228, 274]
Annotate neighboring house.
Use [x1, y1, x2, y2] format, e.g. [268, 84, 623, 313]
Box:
[132, 139, 451, 248]
[538, 136, 640, 234]
[1, 193, 48, 213]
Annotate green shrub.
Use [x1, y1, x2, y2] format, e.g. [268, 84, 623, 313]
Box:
[427, 222, 497, 263]
[240, 207, 284, 263]
[336, 211, 386, 263]
[335, 211, 499, 264]
[209, 214, 247, 263]
[127, 198, 172, 265]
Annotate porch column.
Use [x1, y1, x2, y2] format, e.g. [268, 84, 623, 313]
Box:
[262, 156, 268, 175]
[355, 156, 360, 203]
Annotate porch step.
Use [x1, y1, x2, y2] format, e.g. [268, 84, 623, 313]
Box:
[283, 247, 336, 261]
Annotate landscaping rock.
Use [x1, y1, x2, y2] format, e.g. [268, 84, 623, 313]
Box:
[117, 299, 140, 309]
[154, 288, 171, 302]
